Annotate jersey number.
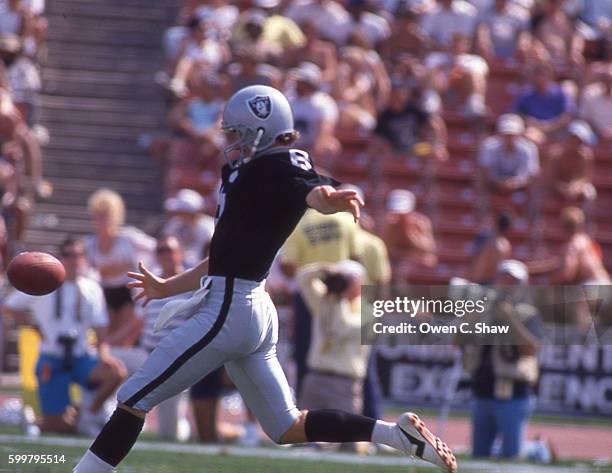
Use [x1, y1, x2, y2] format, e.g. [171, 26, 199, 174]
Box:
[290, 149, 312, 171]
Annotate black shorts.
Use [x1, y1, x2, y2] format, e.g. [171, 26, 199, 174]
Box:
[190, 367, 224, 400]
[103, 285, 133, 311]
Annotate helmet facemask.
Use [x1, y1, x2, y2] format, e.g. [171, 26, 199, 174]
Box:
[222, 124, 269, 168]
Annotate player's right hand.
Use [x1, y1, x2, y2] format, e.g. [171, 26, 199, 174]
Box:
[127, 262, 167, 307]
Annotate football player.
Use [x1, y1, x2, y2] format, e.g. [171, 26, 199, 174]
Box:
[74, 85, 456, 473]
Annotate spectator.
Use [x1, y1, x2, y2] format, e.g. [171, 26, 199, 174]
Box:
[552, 206, 610, 284]
[468, 210, 513, 284]
[296, 261, 370, 416]
[0, 33, 40, 126]
[161, 188, 215, 268]
[171, 16, 229, 97]
[285, 0, 351, 45]
[425, 32, 488, 116]
[545, 120, 596, 203]
[288, 62, 340, 158]
[381, 6, 430, 62]
[231, 9, 282, 60]
[168, 73, 224, 158]
[225, 48, 277, 92]
[372, 78, 448, 160]
[478, 113, 540, 195]
[138, 236, 193, 442]
[247, 0, 306, 54]
[512, 63, 575, 139]
[383, 189, 438, 270]
[475, 0, 530, 61]
[286, 19, 338, 84]
[344, 0, 390, 48]
[280, 207, 364, 396]
[330, 48, 378, 136]
[579, 64, 612, 140]
[0, 0, 32, 42]
[420, 0, 478, 50]
[462, 259, 542, 459]
[2, 237, 126, 434]
[85, 189, 155, 373]
[531, 0, 585, 69]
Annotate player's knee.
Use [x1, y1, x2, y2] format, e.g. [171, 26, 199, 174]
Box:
[117, 402, 147, 420]
[277, 410, 308, 445]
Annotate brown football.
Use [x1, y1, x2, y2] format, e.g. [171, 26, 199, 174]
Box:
[7, 252, 66, 296]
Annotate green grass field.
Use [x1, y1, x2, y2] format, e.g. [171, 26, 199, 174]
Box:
[1, 431, 610, 473]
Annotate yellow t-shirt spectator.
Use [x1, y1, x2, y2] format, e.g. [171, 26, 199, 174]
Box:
[281, 209, 363, 269]
[357, 229, 391, 285]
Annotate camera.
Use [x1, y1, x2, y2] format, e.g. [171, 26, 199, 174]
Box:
[57, 333, 77, 371]
[322, 271, 350, 295]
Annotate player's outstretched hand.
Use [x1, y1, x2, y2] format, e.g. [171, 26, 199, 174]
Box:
[127, 262, 167, 307]
[321, 186, 364, 222]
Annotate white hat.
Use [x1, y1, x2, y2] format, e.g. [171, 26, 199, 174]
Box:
[497, 259, 528, 283]
[568, 120, 595, 145]
[387, 189, 416, 214]
[290, 62, 322, 87]
[497, 113, 525, 135]
[335, 260, 367, 279]
[164, 189, 205, 213]
[255, 0, 279, 8]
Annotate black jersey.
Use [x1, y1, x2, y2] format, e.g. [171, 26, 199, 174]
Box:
[208, 147, 338, 281]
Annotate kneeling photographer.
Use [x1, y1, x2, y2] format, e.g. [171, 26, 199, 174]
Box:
[2, 237, 126, 435]
[296, 260, 369, 416]
[459, 260, 543, 460]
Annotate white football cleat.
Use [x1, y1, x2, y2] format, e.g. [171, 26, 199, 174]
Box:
[396, 412, 457, 473]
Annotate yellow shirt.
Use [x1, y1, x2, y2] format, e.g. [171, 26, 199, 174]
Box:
[263, 15, 306, 49]
[357, 229, 391, 285]
[281, 209, 363, 269]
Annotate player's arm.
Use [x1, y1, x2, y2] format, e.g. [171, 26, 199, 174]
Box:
[306, 185, 364, 222]
[127, 258, 209, 306]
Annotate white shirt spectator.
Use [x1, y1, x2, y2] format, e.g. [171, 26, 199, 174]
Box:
[161, 215, 215, 268]
[196, 4, 239, 38]
[5, 277, 107, 357]
[349, 11, 391, 46]
[184, 39, 225, 71]
[477, 3, 529, 58]
[421, 0, 478, 46]
[85, 227, 156, 287]
[478, 136, 540, 180]
[0, 7, 21, 34]
[579, 83, 612, 139]
[285, 0, 351, 44]
[425, 51, 489, 76]
[290, 90, 339, 147]
[7, 55, 40, 105]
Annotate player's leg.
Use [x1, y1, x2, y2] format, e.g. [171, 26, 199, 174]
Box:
[226, 348, 456, 472]
[74, 283, 235, 473]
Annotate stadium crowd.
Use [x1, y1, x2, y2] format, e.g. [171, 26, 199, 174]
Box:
[0, 0, 50, 283]
[0, 0, 611, 465]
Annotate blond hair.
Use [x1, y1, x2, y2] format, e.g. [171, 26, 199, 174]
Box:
[88, 188, 126, 226]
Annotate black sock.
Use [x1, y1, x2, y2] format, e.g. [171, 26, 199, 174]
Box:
[304, 409, 376, 443]
[90, 408, 145, 467]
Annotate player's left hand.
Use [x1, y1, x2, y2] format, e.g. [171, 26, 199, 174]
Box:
[322, 187, 365, 222]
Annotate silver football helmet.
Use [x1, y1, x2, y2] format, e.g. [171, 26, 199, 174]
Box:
[221, 85, 295, 165]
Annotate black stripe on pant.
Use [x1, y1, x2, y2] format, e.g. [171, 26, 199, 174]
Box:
[124, 277, 234, 408]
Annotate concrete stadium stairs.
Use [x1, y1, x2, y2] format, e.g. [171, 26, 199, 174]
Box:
[25, 0, 180, 251]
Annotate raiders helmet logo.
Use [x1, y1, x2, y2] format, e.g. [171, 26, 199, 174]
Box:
[247, 95, 272, 119]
